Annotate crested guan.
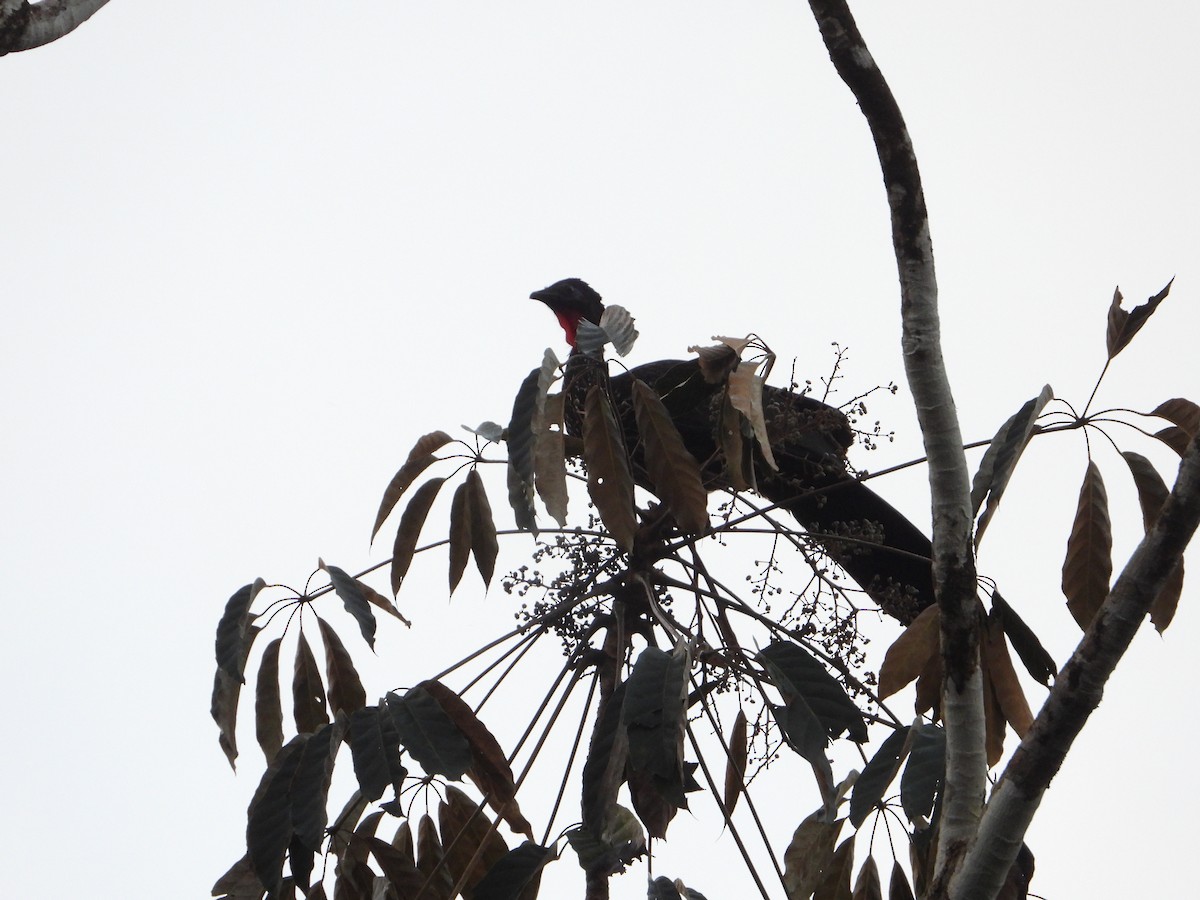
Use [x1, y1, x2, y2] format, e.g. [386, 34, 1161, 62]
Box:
[531, 276, 937, 625]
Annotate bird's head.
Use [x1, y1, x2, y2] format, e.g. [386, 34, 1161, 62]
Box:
[531, 278, 605, 347]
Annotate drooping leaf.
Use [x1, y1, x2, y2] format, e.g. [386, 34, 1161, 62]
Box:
[849, 726, 910, 827]
[980, 645, 1006, 768]
[317, 561, 378, 650]
[327, 790, 369, 857]
[971, 386, 1053, 547]
[438, 786, 510, 897]
[473, 842, 558, 900]
[900, 724, 945, 823]
[210, 853, 265, 900]
[464, 421, 506, 442]
[391, 476, 447, 595]
[770, 699, 829, 770]
[392, 818, 414, 857]
[292, 633, 329, 734]
[647, 875, 683, 900]
[421, 679, 533, 838]
[386, 686, 472, 780]
[212, 623, 261, 770]
[782, 811, 844, 900]
[467, 469, 500, 588]
[1149, 397, 1200, 437]
[371, 430, 453, 541]
[1062, 461, 1113, 630]
[290, 722, 339, 853]
[982, 615, 1033, 739]
[1154, 425, 1195, 456]
[507, 451, 538, 534]
[888, 861, 914, 900]
[348, 703, 406, 803]
[581, 681, 629, 836]
[723, 709, 748, 817]
[246, 734, 307, 896]
[582, 384, 637, 552]
[912, 647, 942, 718]
[362, 835, 426, 896]
[991, 591, 1056, 686]
[1106, 279, 1172, 360]
[719, 393, 755, 490]
[255, 637, 284, 764]
[564, 807, 646, 878]
[533, 392, 569, 526]
[728, 359, 778, 471]
[815, 836, 855, 900]
[316, 616, 367, 716]
[1122, 451, 1185, 632]
[448, 480, 474, 594]
[852, 854, 882, 900]
[507, 353, 558, 497]
[215, 579, 264, 681]
[758, 641, 867, 742]
[417, 813, 455, 900]
[878, 605, 939, 699]
[622, 645, 690, 788]
[631, 378, 710, 535]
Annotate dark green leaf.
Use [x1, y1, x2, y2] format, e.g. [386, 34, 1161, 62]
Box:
[391, 476, 447, 594]
[849, 727, 910, 827]
[971, 385, 1053, 546]
[246, 734, 307, 896]
[467, 469, 500, 588]
[318, 562, 377, 650]
[215, 579, 263, 681]
[255, 637, 284, 764]
[348, 703, 406, 803]
[290, 722, 338, 853]
[474, 842, 557, 900]
[292, 633, 329, 734]
[371, 430, 453, 541]
[758, 641, 867, 742]
[386, 686, 472, 779]
[212, 623, 261, 770]
[316, 616, 367, 715]
[991, 592, 1056, 686]
[900, 724, 945, 823]
[448, 480, 473, 593]
[438, 786, 510, 897]
[631, 378, 710, 534]
[582, 384, 637, 552]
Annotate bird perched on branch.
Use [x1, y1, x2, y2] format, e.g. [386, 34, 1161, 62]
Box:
[531, 276, 938, 626]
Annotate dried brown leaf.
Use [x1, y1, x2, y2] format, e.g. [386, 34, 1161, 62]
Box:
[448, 480, 473, 594]
[853, 856, 882, 900]
[980, 645, 1006, 768]
[687, 342, 740, 384]
[723, 709, 748, 818]
[292, 633, 329, 734]
[719, 394, 754, 491]
[982, 616, 1034, 739]
[390, 476, 447, 595]
[316, 617, 367, 716]
[814, 835, 855, 900]
[878, 605, 939, 699]
[913, 647, 943, 718]
[728, 360, 778, 471]
[782, 812, 843, 900]
[1122, 451, 1185, 632]
[371, 430, 453, 541]
[534, 392, 569, 526]
[211, 623, 261, 770]
[1106, 279, 1172, 360]
[255, 637, 284, 764]
[632, 378, 710, 535]
[466, 469, 499, 588]
[1062, 461, 1112, 630]
[582, 384, 637, 552]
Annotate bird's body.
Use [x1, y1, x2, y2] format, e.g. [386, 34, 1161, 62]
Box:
[532, 277, 935, 623]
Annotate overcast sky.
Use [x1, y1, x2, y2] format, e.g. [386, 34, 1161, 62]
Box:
[4, 3, 1198, 898]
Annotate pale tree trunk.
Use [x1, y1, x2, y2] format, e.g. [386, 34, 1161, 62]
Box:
[805, 0, 987, 884]
[1, 0, 110, 55]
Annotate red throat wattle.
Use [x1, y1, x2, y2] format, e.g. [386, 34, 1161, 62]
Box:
[554, 309, 583, 347]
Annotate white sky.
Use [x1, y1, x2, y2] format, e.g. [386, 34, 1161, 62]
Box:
[4, 3, 1198, 898]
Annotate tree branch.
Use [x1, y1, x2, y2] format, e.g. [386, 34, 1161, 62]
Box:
[805, 0, 985, 875]
[953, 434, 1200, 898]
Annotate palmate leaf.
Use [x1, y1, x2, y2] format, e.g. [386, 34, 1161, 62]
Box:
[290, 721, 340, 854]
[467, 469, 500, 588]
[448, 480, 473, 594]
[421, 679, 534, 839]
[360, 835, 426, 896]
[215, 578, 264, 681]
[506, 352, 559, 515]
[246, 734, 307, 896]
[386, 685, 472, 779]
[900, 724, 945, 823]
[390, 476, 447, 595]
[417, 813, 456, 900]
[292, 633, 330, 734]
[371, 430, 454, 541]
[971, 385, 1053, 547]
[533, 392, 569, 526]
[631, 378, 710, 535]
[1149, 397, 1200, 438]
[316, 616, 367, 716]
[347, 703, 406, 803]
[723, 709, 748, 817]
[474, 842, 558, 900]
[1106, 279, 1172, 360]
[877, 605, 939, 700]
[781, 811, 843, 900]
[1122, 451, 1186, 632]
[582, 384, 637, 552]
[211, 622, 261, 770]
[438, 786, 510, 897]
[849, 726, 910, 827]
[1061, 461, 1113, 630]
[622, 645, 689, 784]
[255, 637, 284, 764]
[758, 641, 867, 743]
[318, 561, 378, 649]
[581, 682, 629, 836]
